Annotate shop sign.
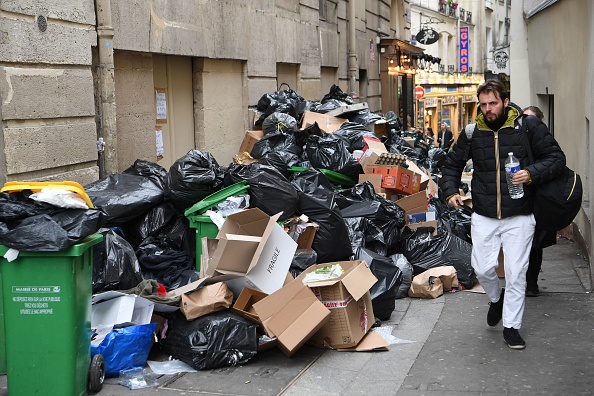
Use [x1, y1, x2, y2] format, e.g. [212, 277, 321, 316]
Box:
[416, 28, 439, 45]
[425, 98, 438, 108]
[459, 27, 469, 72]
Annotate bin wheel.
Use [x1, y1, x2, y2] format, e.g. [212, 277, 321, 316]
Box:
[88, 354, 105, 393]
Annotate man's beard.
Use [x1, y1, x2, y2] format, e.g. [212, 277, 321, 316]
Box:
[484, 108, 508, 131]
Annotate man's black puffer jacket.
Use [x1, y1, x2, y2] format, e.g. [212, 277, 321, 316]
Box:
[441, 106, 566, 220]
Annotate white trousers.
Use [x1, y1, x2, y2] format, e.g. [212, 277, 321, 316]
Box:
[471, 213, 536, 329]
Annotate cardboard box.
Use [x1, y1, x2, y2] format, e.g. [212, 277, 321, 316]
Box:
[359, 136, 388, 169]
[91, 291, 155, 327]
[395, 190, 429, 222]
[406, 160, 431, 191]
[232, 287, 269, 323]
[238, 130, 265, 155]
[253, 278, 331, 357]
[301, 111, 347, 134]
[406, 220, 438, 236]
[203, 208, 298, 296]
[364, 164, 421, 194]
[298, 260, 378, 349]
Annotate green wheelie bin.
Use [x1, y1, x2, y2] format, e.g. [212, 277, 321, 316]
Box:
[0, 234, 104, 396]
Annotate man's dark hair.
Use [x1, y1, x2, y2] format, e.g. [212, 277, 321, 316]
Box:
[523, 105, 544, 120]
[477, 79, 508, 102]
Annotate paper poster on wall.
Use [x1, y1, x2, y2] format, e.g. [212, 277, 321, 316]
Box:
[155, 88, 167, 123]
[156, 126, 164, 161]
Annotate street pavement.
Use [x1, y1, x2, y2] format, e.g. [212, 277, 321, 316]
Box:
[0, 236, 590, 396]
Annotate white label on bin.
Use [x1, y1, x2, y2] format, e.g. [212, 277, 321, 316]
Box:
[11, 286, 61, 315]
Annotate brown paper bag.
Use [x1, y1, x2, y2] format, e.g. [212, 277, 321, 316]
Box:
[408, 273, 443, 298]
[423, 266, 459, 291]
[180, 282, 233, 320]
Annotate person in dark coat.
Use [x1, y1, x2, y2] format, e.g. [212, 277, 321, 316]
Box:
[523, 105, 556, 297]
[437, 122, 454, 151]
[441, 80, 565, 350]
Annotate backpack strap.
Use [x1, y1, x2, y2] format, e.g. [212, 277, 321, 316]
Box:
[464, 123, 475, 140]
[518, 114, 535, 164]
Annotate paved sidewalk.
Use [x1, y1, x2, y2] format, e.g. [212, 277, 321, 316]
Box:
[0, 238, 590, 395]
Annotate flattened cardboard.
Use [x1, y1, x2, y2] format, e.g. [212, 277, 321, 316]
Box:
[336, 331, 389, 352]
[253, 279, 331, 357]
[301, 111, 347, 134]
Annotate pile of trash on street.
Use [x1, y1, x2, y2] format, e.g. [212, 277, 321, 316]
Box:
[0, 84, 476, 385]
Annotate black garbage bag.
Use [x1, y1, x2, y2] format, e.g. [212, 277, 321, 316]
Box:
[123, 159, 168, 190]
[250, 132, 302, 159]
[290, 169, 352, 263]
[314, 100, 347, 113]
[258, 151, 301, 179]
[165, 150, 224, 211]
[121, 201, 180, 249]
[389, 253, 413, 299]
[0, 191, 105, 251]
[427, 147, 448, 173]
[386, 133, 423, 163]
[255, 87, 304, 127]
[336, 182, 405, 255]
[344, 217, 367, 256]
[289, 248, 318, 278]
[305, 135, 363, 183]
[160, 311, 258, 370]
[92, 229, 143, 294]
[348, 109, 383, 127]
[262, 112, 298, 135]
[86, 172, 165, 226]
[400, 227, 475, 289]
[355, 248, 402, 321]
[429, 196, 472, 243]
[136, 237, 198, 291]
[321, 84, 354, 105]
[294, 122, 324, 147]
[332, 122, 377, 152]
[224, 163, 298, 220]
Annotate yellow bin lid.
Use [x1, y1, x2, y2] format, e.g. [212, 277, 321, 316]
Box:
[1, 181, 94, 208]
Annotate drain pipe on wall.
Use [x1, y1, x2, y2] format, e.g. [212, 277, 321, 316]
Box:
[95, 0, 118, 177]
[347, 0, 358, 97]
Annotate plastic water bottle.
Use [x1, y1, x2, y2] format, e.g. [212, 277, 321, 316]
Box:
[504, 152, 524, 199]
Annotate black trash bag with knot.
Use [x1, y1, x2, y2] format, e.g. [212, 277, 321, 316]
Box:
[306, 135, 363, 183]
[290, 169, 352, 263]
[429, 195, 472, 243]
[348, 109, 383, 128]
[399, 226, 475, 289]
[332, 122, 376, 152]
[258, 151, 301, 179]
[92, 229, 143, 294]
[389, 253, 413, 299]
[255, 87, 304, 128]
[355, 248, 403, 321]
[86, 171, 165, 227]
[321, 84, 354, 105]
[160, 311, 258, 370]
[123, 159, 168, 190]
[250, 132, 302, 159]
[0, 191, 105, 252]
[336, 182, 405, 255]
[136, 236, 198, 291]
[262, 112, 298, 135]
[165, 150, 224, 211]
[224, 163, 298, 221]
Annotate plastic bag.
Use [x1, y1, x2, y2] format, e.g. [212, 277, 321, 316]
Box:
[305, 135, 363, 183]
[321, 84, 354, 105]
[123, 159, 168, 190]
[118, 368, 159, 390]
[92, 229, 143, 294]
[332, 122, 376, 152]
[0, 191, 105, 251]
[257, 151, 301, 178]
[290, 169, 352, 263]
[91, 322, 157, 377]
[224, 163, 298, 220]
[389, 253, 413, 299]
[250, 132, 302, 159]
[348, 109, 383, 127]
[400, 227, 475, 289]
[255, 87, 304, 127]
[355, 248, 403, 321]
[165, 150, 224, 210]
[289, 248, 318, 278]
[86, 172, 164, 226]
[261, 112, 298, 135]
[160, 311, 258, 370]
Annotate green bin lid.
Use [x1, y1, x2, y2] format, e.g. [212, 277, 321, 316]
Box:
[184, 181, 249, 218]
